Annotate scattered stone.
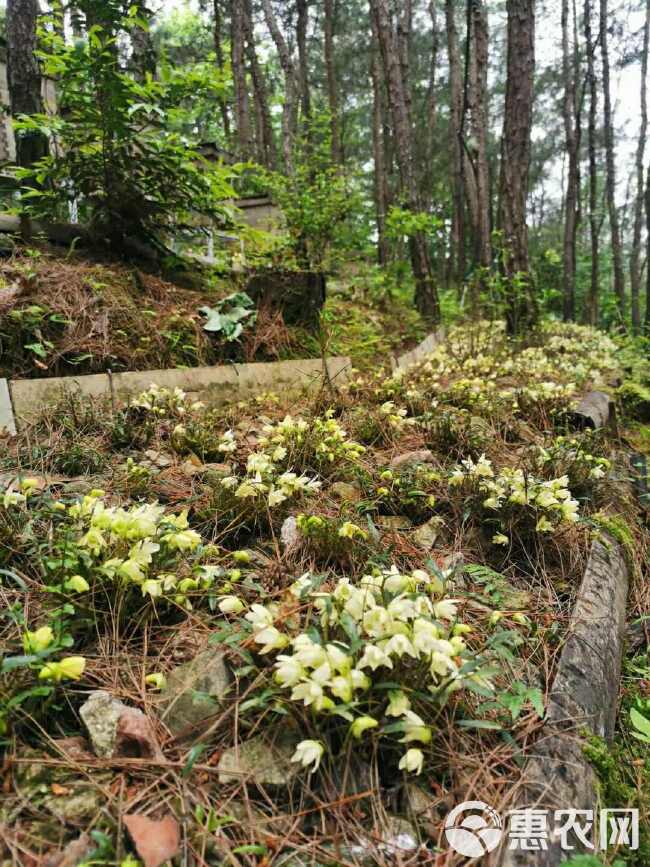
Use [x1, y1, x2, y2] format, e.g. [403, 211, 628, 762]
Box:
[79, 691, 126, 758]
[43, 834, 94, 867]
[402, 783, 437, 836]
[378, 816, 420, 855]
[42, 787, 102, 824]
[330, 481, 361, 502]
[201, 462, 233, 485]
[218, 730, 301, 786]
[80, 691, 162, 759]
[123, 814, 180, 867]
[412, 516, 445, 549]
[179, 459, 202, 477]
[376, 515, 412, 531]
[281, 515, 300, 548]
[390, 449, 434, 469]
[144, 449, 174, 468]
[51, 736, 94, 762]
[158, 648, 231, 738]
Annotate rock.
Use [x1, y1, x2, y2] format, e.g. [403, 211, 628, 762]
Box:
[201, 463, 233, 485]
[43, 833, 94, 867]
[218, 730, 301, 786]
[144, 449, 174, 468]
[158, 649, 231, 738]
[80, 691, 162, 759]
[412, 516, 445, 549]
[179, 459, 202, 477]
[60, 478, 97, 495]
[390, 449, 434, 470]
[79, 691, 126, 758]
[281, 515, 300, 548]
[403, 784, 437, 836]
[378, 816, 420, 855]
[42, 787, 102, 824]
[376, 515, 412, 531]
[569, 390, 614, 430]
[330, 481, 361, 502]
[288, 817, 421, 867]
[123, 814, 180, 867]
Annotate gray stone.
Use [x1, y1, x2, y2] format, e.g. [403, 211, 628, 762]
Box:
[281, 515, 300, 548]
[376, 515, 412, 531]
[42, 788, 102, 824]
[218, 730, 301, 786]
[0, 378, 16, 436]
[569, 390, 614, 431]
[158, 649, 231, 738]
[390, 449, 435, 470]
[412, 516, 445, 549]
[79, 691, 126, 758]
[330, 481, 361, 502]
[144, 449, 174, 468]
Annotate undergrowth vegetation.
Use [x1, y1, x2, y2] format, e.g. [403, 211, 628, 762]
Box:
[0, 320, 648, 865]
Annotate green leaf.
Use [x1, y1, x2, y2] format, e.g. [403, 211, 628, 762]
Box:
[458, 719, 502, 730]
[182, 743, 207, 777]
[630, 707, 650, 741]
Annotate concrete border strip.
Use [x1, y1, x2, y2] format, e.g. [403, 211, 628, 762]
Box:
[391, 328, 445, 371]
[496, 535, 629, 866]
[0, 377, 17, 436]
[8, 356, 351, 428]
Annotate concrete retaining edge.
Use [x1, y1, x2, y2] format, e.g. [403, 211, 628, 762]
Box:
[496, 535, 629, 866]
[391, 328, 445, 371]
[4, 356, 351, 430]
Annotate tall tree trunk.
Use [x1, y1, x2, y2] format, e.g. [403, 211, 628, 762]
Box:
[6, 0, 49, 240]
[498, 0, 536, 334]
[561, 0, 581, 321]
[645, 163, 650, 333]
[261, 0, 297, 172]
[231, 0, 252, 158]
[585, 0, 599, 326]
[213, 0, 231, 139]
[370, 0, 440, 322]
[397, 0, 413, 130]
[296, 0, 311, 123]
[445, 0, 466, 284]
[423, 0, 439, 200]
[600, 0, 626, 325]
[370, 10, 390, 265]
[130, 2, 156, 81]
[630, 0, 649, 333]
[243, 0, 276, 167]
[324, 0, 342, 163]
[467, 0, 491, 269]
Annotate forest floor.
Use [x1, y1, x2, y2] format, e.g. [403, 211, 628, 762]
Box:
[0, 275, 649, 866]
[0, 244, 425, 380]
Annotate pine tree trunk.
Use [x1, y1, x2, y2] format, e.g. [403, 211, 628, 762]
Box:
[645, 163, 650, 333]
[561, 0, 581, 321]
[422, 0, 439, 202]
[370, 9, 390, 265]
[6, 0, 49, 240]
[371, 0, 440, 322]
[498, 0, 536, 334]
[584, 0, 599, 326]
[630, 0, 649, 333]
[231, 0, 252, 159]
[243, 0, 276, 167]
[600, 0, 626, 325]
[213, 0, 231, 139]
[445, 0, 466, 284]
[261, 0, 297, 172]
[467, 0, 491, 269]
[296, 0, 311, 123]
[130, 2, 157, 81]
[324, 0, 342, 163]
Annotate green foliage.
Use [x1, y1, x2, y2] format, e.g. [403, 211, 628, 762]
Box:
[14, 5, 235, 249]
[199, 292, 257, 342]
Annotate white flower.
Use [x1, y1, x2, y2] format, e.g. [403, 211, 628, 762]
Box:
[253, 626, 289, 654]
[246, 604, 275, 629]
[291, 680, 324, 707]
[383, 634, 418, 659]
[218, 596, 245, 615]
[492, 533, 509, 546]
[275, 655, 305, 687]
[358, 644, 393, 671]
[433, 599, 458, 620]
[399, 748, 424, 774]
[401, 710, 431, 744]
[291, 739, 324, 772]
[386, 690, 411, 717]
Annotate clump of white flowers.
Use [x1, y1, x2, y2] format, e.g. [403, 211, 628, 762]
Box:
[449, 454, 580, 533]
[132, 383, 203, 417]
[226, 565, 493, 775]
[220, 450, 321, 510]
[257, 411, 365, 471]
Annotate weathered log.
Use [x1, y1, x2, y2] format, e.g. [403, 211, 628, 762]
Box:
[497, 537, 628, 866]
[568, 389, 615, 430]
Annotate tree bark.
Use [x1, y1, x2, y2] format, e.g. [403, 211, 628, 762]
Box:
[130, 2, 157, 81]
[645, 163, 650, 333]
[445, 0, 466, 284]
[324, 0, 342, 163]
[600, 0, 626, 325]
[630, 0, 649, 333]
[6, 0, 49, 240]
[213, 0, 231, 139]
[261, 0, 297, 172]
[243, 0, 276, 167]
[231, 0, 252, 159]
[370, 9, 390, 265]
[561, 0, 581, 321]
[498, 0, 536, 333]
[370, 0, 440, 322]
[584, 0, 599, 326]
[296, 0, 311, 123]
[467, 0, 491, 269]
[422, 0, 439, 201]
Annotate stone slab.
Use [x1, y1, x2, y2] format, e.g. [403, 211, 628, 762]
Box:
[0, 377, 16, 435]
[391, 329, 445, 371]
[9, 356, 351, 425]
